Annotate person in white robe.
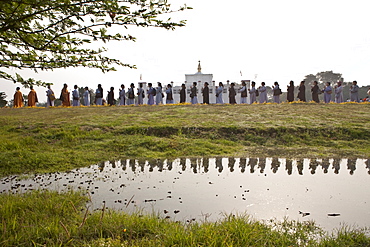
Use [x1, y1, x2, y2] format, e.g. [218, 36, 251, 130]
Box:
[127, 83, 135, 105]
[190, 82, 198, 104]
[155, 82, 163, 105]
[334, 81, 343, 103]
[258, 82, 267, 103]
[95, 84, 103, 105]
[350, 81, 360, 102]
[248, 81, 257, 104]
[239, 81, 247, 104]
[137, 83, 144, 105]
[147, 83, 155, 105]
[272, 81, 281, 103]
[46, 85, 55, 107]
[216, 82, 224, 104]
[72, 85, 80, 106]
[119, 84, 126, 106]
[83, 87, 90, 106]
[322, 82, 332, 103]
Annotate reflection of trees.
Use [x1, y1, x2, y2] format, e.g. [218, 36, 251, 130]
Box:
[215, 158, 223, 173]
[271, 158, 280, 174]
[129, 159, 136, 172]
[297, 159, 304, 175]
[228, 157, 235, 172]
[167, 159, 173, 171]
[285, 159, 293, 175]
[248, 158, 257, 173]
[203, 158, 209, 173]
[332, 159, 340, 174]
[258, 158, 266, 173]
[190, 158, 197, 174]
[309, 159, 318, 175]
[180, 158, 186, 171]
[239, 158, 246, 173]
[347, 159, 357, 175]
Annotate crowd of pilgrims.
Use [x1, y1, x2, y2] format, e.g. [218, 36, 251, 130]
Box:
[12, 80, 368, 108]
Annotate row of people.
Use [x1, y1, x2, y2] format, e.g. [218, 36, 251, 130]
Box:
[11, 80, 369, 108]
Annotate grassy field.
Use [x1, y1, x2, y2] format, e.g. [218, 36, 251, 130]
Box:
[0, 102, 369, 177]
[1, 103, 370, 246]
[1, 190, 369, 247]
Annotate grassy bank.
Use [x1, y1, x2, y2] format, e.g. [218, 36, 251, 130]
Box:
[0, 190, 369, 246]
[0, 103, 369, 176]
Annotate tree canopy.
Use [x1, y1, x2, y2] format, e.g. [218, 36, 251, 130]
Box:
[0, 0, 190, 87]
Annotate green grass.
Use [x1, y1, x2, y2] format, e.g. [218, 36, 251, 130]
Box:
[0, 190, 369, 246]
[1, 103, 370, 176]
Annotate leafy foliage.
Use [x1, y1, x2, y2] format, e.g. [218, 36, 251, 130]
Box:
[0, 0, 190, 87]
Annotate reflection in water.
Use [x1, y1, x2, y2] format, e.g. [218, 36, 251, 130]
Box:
[297, 159, 304, 175]
[286, 159, 293, 175]
[93, 158, 368, 176]
[332, 159, 340, 174]
[271, 158, 280, 174]
[258, 158, 266, 173]
[347, 159, 356, 175]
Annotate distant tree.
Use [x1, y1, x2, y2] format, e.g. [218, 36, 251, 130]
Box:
[316, 71, 343, 84]
[304, 74, 318, 85]
[0, 0, 190, 88]
[0, 92, 7, 107]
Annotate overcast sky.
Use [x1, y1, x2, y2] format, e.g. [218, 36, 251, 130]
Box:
[2, 0, 370, 102]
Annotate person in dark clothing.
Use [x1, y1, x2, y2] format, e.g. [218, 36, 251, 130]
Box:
[229, 82, 237, 104]
[180, 83, 186, 103]
[202, 82, 210, 104]
[287, 80, 294, 102]
[297, 81, 306, 102]
[107, 87, 115, 106]
[311, 81, 320, 103]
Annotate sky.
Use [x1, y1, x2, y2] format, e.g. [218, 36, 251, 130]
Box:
[2, 0, 370, 102]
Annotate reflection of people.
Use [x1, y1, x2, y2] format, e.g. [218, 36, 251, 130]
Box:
[138, 159, 145, 172]
[180, 158, 186, 171]
[366, 159, 370, 175]
[157, 159, 164, 172]
[148, 159, 156, 172]
[309, 159, 318, 175]
[215, 157, 223, 173]
[271, 158, 280, 173]
[248, 158, 257, 173]
[320, 159, 329, 173]
[203, 158, 209, 173]
[190, 158, 197, 173]
[228, 157, 235, 172]
[258, 158, 266, 173]
[285, 159, 293, 175]
[347, 159, 356, 175]
[297, 159, 304, 175]
[129, 159, 136, 172]
[167, 159, 173, 171]
[332, 158, 340, 174]
[239, 158, 246, 173]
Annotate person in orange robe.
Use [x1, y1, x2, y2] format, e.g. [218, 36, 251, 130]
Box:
[61, 84, 71, 107]
[13, 87, 24, 108]
[27, 86, 38, 107]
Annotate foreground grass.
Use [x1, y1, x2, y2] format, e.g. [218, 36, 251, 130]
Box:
[0, 103, 370, 176]
[1, 190, 369, 247]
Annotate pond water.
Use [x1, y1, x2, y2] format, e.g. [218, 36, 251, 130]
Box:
[1, 157, 370, 232]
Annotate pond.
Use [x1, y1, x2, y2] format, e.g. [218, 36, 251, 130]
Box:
[1, 157, 369, 232]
